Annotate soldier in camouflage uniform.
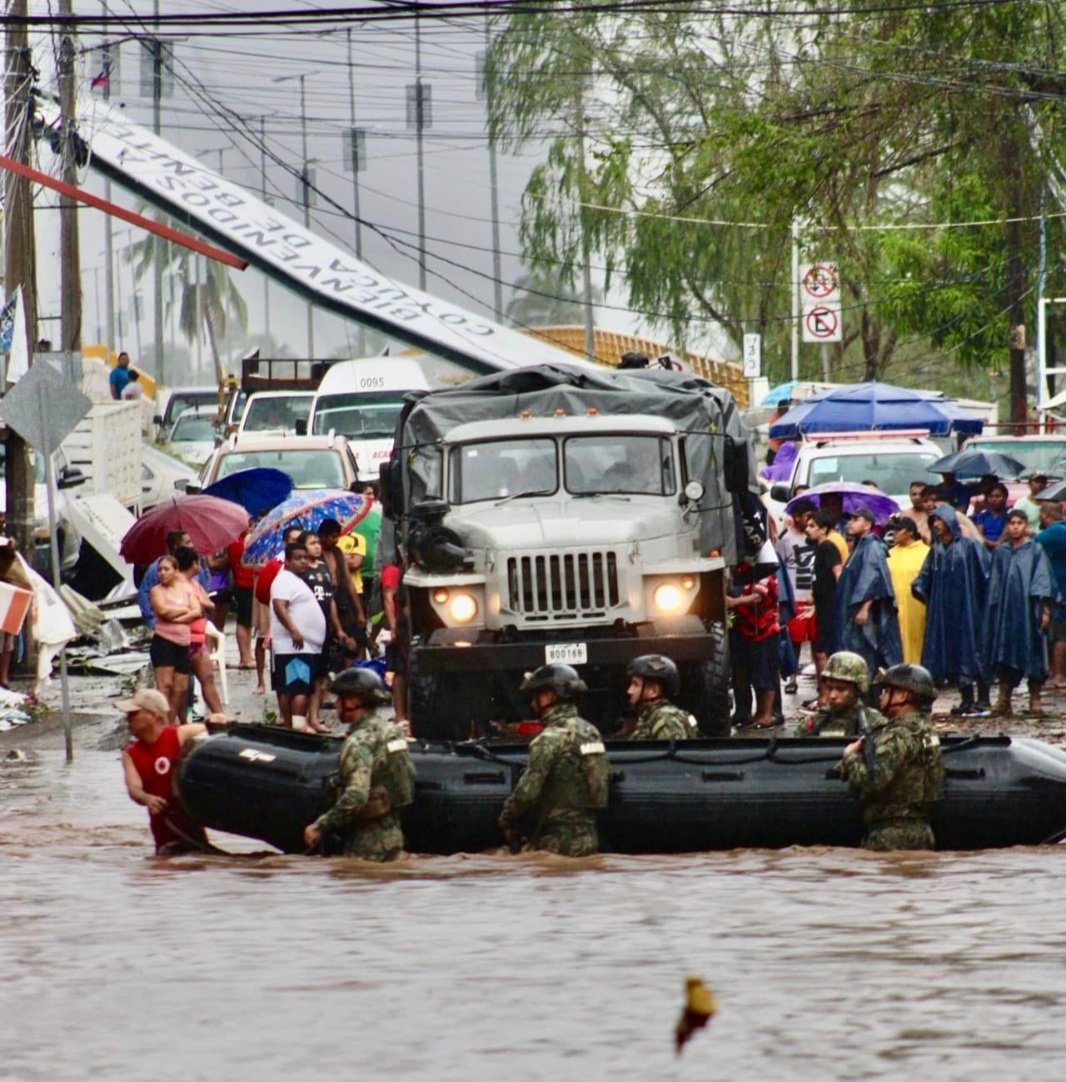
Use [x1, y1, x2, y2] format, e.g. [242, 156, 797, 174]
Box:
[839, 663, 945, 850]
[795, 651, 885, 737]
[498, 664, 609, 856]
[303, 668, 415, 861]
[625, 654, 693, 740]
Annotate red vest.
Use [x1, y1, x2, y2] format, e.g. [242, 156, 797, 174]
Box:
[126, 726, 206, 852]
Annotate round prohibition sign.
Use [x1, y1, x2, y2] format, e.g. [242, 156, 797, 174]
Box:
[802, 264, 838, 299]
[805, 305, 838, 339]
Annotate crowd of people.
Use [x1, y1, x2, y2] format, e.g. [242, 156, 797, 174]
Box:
[744, 473, 1065, 728]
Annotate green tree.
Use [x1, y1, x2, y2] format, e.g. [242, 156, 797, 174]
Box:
[488, 3, 1066, 411]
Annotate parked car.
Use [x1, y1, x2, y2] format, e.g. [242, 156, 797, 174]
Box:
[140, 444, 197, 509]
[192, 433, 360, 493]
[154, 385, 218, 433]
[763, 430, 942, 525]
[160, 408, 220, 467]
[960, 433, 1066, 508]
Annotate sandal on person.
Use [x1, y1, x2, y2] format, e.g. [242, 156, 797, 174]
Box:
[784, 679, 798, 694]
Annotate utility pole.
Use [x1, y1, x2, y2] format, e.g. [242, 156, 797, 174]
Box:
[274, 72, 316, 357]
[101, 2, 115, 354]
[482, 17, 503, 322]
[4, 0, 38, 558]
[414, 12, 427, 290]
[151, 0, 165, 383]
[259, 114, 271, 343]
[575, 89, 595, 362]
[298, 74, 314, 357]
[345, 29, 366, 355]
[58, 0, 82, 355]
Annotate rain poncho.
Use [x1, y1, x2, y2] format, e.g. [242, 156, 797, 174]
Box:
[911, 505, 989, 683]
[837, 532, 902, 671]
[983, 537, 1057, 682]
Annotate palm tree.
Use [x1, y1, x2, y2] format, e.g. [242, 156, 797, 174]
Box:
[129, 219, 248, 381]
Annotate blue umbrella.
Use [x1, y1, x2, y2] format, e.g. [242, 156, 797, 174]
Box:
[761, 381, 799, 407]
[241, 488, 370, 568]
[203, 467, 293, 516]
[768, 381, 983, 439]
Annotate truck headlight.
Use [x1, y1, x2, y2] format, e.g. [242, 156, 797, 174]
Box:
[448, 593, 478, 623]
[653, 583, 684, 613]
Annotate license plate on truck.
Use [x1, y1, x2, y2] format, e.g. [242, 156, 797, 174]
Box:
[545, 642, 588, 665]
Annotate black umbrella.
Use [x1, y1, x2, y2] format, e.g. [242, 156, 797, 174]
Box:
[1038, 478, 1066, 502]
[929, 448, 1026, 479]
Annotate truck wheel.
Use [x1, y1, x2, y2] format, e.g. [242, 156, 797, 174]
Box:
[681, 621, 731, 736]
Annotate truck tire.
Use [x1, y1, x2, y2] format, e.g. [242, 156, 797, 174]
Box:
[681, 621, 731, 736]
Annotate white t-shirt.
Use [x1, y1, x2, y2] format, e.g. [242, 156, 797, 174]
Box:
[269, 568, 326, 654]
[775, 526, 814, 602]
[121, 381, 143, 400]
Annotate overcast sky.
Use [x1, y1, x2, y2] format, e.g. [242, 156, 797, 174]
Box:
[21, 0, 621, 380]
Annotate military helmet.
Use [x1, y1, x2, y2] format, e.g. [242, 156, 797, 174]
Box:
[520, 663, 588, 701]
[876, 663, 936, 703]
[627, 654, 680, 697]
[330, 666, 391, 704]
[822, 651, 870, 694]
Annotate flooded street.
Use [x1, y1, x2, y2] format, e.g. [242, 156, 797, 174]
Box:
[4, 697, 1066, 1081]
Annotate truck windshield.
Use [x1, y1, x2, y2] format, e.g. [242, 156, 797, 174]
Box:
[311, 392, 406, 440]
[565, 435, 676, 496]
[449, 439, 557, 503]
[807, 451, 939, 493]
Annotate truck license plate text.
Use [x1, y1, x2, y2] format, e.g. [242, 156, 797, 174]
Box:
[545, 642, 588, 665]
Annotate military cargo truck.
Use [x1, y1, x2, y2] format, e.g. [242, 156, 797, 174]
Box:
[381, 365, 762, 739]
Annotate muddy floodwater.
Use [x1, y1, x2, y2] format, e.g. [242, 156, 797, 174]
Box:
[4, 683, 1066, 1080]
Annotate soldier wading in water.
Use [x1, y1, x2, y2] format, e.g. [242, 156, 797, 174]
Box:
[839, 663, 945, 851]
[623, 654, 693, 740]
[303, 668, 415, 860]
[498, 664, 609, 856]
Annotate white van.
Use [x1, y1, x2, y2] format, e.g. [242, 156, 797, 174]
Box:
[306, 356, 434, 480]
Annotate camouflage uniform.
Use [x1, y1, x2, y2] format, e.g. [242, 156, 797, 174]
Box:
[795, 702, 885, 738]
[630, 700, 692, 741]
[313, 707, 415, 861]
[840, 709, 944, 851]
[498, 702, 607, 856]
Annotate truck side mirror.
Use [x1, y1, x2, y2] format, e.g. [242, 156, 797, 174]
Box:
[681, 480, 704, 505]
[770, 483, 791, 503]
[722, 436, 750, 493]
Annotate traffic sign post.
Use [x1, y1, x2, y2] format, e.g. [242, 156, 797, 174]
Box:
[800, 262, 842, 344]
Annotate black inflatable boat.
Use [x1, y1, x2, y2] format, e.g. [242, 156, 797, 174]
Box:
[177, 724, 1066, 854]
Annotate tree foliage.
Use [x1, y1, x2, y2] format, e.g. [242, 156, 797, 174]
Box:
[488, 2, 1066, 386]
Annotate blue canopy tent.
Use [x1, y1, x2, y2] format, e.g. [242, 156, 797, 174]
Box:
[768, 381, 984, 439]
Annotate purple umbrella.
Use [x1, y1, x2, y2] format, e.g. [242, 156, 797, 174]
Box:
[785, 482, 900, 525]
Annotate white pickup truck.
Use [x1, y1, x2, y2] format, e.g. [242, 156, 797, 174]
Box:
[763, 430, 943, 525]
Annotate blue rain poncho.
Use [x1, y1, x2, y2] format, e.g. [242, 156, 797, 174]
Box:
[983, 536, 1057, 681]
[837, 532, 902, 671]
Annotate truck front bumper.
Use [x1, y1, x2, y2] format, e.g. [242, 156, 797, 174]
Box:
[414, 618, 715, 674]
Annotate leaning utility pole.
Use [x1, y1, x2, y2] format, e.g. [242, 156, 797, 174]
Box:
[58, 0, 82, 354]
[4, 0, 38, 558]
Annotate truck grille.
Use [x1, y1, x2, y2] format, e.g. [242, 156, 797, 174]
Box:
[507, 551, 621, 621]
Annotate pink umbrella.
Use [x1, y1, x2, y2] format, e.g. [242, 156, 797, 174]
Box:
[119, 494, 250, 564]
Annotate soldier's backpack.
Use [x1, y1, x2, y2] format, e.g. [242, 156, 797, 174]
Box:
[919, 729, 945, 803]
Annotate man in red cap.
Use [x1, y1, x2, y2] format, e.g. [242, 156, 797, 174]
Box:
[119, 688, 208, 854]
